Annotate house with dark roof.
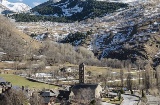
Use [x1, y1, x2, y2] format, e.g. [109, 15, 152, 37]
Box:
[40, 90, 59, 105]
[0, 78, 12, 93]
[60, 67, 75, 73]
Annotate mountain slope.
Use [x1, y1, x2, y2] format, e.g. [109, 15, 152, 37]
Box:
[13, 1, 160, 67]
[0, 0, 31, 13]
[58, 2, 160, 63]
[32, 0, 128, 17]
[14, 0, 128, 22]
[0, 15, 41, 59]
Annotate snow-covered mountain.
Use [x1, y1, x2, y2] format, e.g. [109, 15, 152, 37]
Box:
[31, 0, 128, 21]
[0, 0, 31, 13]
[0, 3, 8, 13]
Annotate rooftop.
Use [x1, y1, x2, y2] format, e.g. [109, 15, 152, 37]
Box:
[72, 83, 99, 90]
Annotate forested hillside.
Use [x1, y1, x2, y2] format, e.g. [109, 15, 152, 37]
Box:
[10, 0, 128, 22]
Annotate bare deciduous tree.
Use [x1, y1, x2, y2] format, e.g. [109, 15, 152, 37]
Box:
[144, 63, 153, 93]
[29, 92, 44, 105]
[126, 64, 133, 94]
[120, 68, 124, 88]
[0, 89, 28, 105]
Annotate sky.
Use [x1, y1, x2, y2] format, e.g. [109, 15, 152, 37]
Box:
[8, 0, 47, 7]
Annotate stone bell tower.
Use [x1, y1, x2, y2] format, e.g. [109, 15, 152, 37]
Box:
[79, 63, 85, 84]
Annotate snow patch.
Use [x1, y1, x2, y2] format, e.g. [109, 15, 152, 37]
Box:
[62, 5, 83, 17]
[53, 0, 83, 17]
[1, 1, 31, 12]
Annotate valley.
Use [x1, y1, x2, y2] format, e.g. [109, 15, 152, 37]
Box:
[0, 0, 160, 105]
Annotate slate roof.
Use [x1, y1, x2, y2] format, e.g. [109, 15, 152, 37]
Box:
[57, 90, 71, 100]
[72, 83, 98, 90]
[40, 90, 59, 97]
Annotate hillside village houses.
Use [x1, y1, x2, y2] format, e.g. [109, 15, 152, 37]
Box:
[60, 67, 74, 73]
[0, 78, 12, 94]
[0, 63, 104, 105]
[49, 63, 102, 104]
[40, 89, 59, 105]
[35, 73, 52, 78]
[8, 60, 154, 104]
[26, 63, 103, 105]
[43, 63, 103, 105]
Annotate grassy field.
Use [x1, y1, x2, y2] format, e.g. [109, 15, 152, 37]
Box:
[62, 63, 126, 75]
[0, 61, 127, 75]
[0, 74, 57, 89]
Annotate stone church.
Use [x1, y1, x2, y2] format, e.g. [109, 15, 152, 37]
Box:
[71, 63, 102, 98]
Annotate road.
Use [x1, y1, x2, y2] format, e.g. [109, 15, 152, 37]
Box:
[101, 92, 139, 105]
[146, 95, 160, 105]
[121, 94, 139, 105]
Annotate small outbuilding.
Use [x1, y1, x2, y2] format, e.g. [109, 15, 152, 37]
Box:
[40, 90, 59, 105]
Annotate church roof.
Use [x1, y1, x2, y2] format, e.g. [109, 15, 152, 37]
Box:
[72, 83, 99, 90]
[57, 90, 71, 100]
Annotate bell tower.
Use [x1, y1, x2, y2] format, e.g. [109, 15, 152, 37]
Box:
[79, 63, 85, 84]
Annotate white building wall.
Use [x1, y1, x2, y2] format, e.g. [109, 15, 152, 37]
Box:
[95, 85, 102, 98]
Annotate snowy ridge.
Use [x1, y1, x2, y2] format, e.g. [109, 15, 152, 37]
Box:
[0, 0, 31, 13]
[0, 3, 7, 12]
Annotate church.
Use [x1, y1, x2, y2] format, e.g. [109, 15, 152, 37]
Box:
[71, 63, 103, 99]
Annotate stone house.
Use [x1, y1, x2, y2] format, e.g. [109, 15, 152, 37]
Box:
[60, 67, 74, 73]
[40, 90, 59, 105]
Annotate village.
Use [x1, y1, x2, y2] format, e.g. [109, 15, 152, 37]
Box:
[0, 0, 160, 105]
[0, 63, 135, 105]
[0, 60, 160, 105]
[0, 46, 160, 105]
